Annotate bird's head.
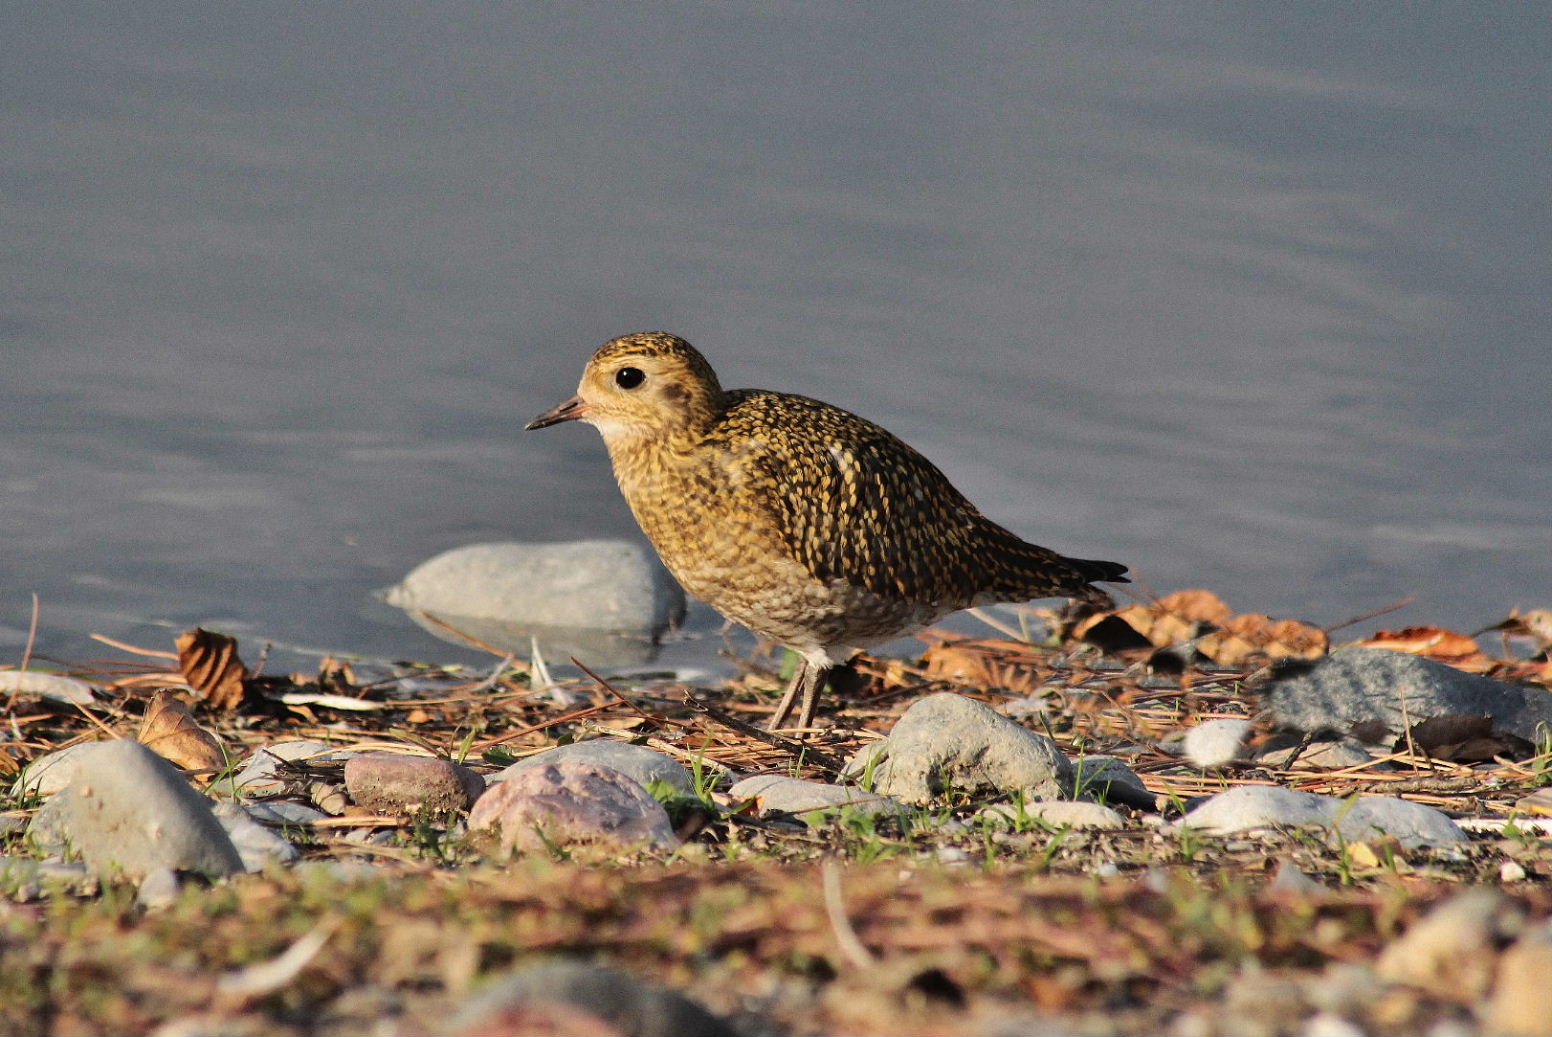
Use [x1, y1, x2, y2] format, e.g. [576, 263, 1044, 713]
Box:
[526, 332, 725, 445]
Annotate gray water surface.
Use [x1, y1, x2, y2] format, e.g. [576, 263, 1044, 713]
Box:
[5, 5, 1548, 667]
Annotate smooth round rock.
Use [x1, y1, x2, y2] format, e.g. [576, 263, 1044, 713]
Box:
[844, 692, 1071, 803]
[469, 761, 677, 855]
[497, 740, 693, 796]
[1179, 785, 1466, 847]
[383, 539, 686, 666]
[1181, 718, 1252, 768]
[27, 740, 244, 879]
[344, 753, 485, 813]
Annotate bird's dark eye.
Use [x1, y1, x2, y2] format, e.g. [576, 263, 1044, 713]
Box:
[614, 366, 645, 389]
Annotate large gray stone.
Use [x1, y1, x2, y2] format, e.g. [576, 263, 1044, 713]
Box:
[496, 740, 693, 795]
[1178, 785, 1466, 848]
[1264, 646, 1552, 744]
[845, 692, 1072, 803]
[383, 539, 686, 667]
[28, 740, 245, 879]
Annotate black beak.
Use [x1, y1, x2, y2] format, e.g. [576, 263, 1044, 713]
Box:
[526, 395, 587, 430]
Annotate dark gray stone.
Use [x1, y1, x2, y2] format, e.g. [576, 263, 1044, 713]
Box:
[1264, 646, 1552, 744]
[452, 960, 737, 1037]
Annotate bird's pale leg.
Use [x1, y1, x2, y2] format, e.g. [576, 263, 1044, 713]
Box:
[767, 659, 828, 731]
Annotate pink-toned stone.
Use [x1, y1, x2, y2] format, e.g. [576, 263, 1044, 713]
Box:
[468, 761, 677, 855]
[343, 753, 485, 813]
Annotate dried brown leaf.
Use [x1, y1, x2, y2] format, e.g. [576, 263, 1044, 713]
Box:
[176, 627, 250, 710]
[1198, 614, 1329, 665]
[919, 638, 1045, 694]
[1107, 589, 1232, 648]
[138, 690, 228, 771]
[1360, 626, 1495, 672]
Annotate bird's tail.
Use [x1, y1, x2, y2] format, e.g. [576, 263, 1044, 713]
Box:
[1065, 555, 1129, 585]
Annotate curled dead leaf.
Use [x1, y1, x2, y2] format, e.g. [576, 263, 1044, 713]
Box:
[138, 690, 228, 771]
[176, 627, 250, 711]
[1359, 626, 1494, 672]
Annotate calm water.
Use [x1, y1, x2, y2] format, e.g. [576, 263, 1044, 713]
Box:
[4, 5, 1548, 670]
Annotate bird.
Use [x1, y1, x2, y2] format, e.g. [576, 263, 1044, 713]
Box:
[527, 332, 1128, 731]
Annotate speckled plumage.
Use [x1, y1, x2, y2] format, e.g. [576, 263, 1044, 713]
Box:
[528, 332, 1128, 729]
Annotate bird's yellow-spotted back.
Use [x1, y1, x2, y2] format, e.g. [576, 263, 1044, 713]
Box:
[528, 331, 1127, 730]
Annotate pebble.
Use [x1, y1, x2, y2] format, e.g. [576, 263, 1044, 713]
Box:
[1181, 718, 1252, 768]
[1264, 645, 1552, 743]
[843, 692, 1071, 804]
[1068, 755, 1152, 807]
[343, 753, 485, 813]
[136, 867, 184, 908]
[1179, 785, 1466, 847]
[231, 740, 351, 798]
[211, 802, 300, 870]
[497, 740, 694, 796]
[468, 761, 678, 855]
[1268, 858, 1328, 897]
[383, 539, 686, 667]
[450, 960, 737, 1037]
[27, 740, 245, 880]
[1301, 1011, 1366, 1037]
[726, 774, 902, 819]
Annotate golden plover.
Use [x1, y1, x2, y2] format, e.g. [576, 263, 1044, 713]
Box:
[528, 332, 1127, 730]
